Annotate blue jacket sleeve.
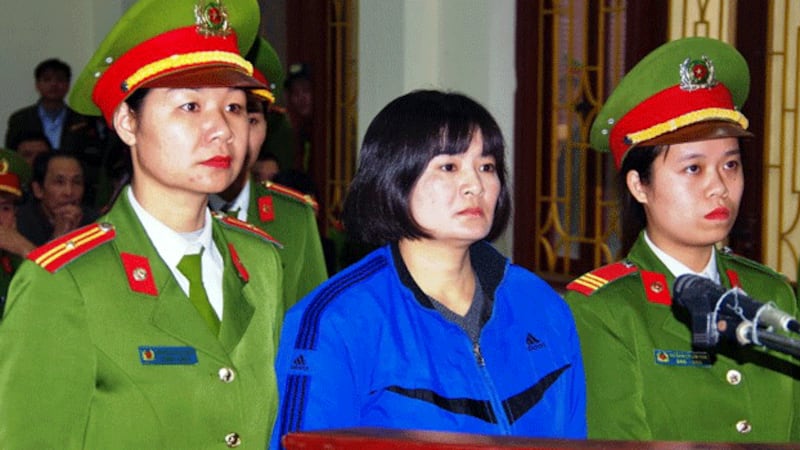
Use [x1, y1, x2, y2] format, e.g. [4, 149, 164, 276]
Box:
[271, 301, 361, 449]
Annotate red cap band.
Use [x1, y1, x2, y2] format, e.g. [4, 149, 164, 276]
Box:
[93, 26, 252, 124]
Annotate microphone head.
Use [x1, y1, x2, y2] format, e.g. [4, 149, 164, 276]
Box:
[672, 274, 726, 314]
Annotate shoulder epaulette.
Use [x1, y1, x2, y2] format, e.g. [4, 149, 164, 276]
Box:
[262, 181, 319, 212]
[28, 222, 116, 273]
[267, 104, 287, 114]
[566, 261, 639, 296]
[718, 246, 789, 281]
[213, 212, 283, 247]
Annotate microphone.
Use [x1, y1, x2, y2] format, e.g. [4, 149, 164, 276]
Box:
[673, 274, 800, 341]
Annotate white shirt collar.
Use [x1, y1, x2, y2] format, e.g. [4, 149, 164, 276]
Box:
[207, 179, 250, 222]
[127, 188, 214, 264]
[643, 231, 719, 284]
[127, 188, 225, 319]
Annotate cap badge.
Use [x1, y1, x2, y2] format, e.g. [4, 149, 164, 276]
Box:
[680, 55, 717, 91]
[0, 159, 8, 175]
[195, 0, 230, 37]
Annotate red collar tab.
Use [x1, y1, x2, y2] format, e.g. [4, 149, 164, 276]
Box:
[726, 269, 742, 288]
[258, 195, 275, 222]
[228, 243, 249, 282]
[120, 252, 158, 296]
[640, 270, 671, 306]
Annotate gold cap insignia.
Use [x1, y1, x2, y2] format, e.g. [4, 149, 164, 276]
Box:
[195, 0, 230, 36]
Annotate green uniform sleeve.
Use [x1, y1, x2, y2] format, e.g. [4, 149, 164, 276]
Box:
[564, 289, 653, 440]
[283, 205, 327, 308]
[0, 262, 95, 448]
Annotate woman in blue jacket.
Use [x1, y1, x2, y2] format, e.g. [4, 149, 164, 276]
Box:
[272, 90, 586, 447]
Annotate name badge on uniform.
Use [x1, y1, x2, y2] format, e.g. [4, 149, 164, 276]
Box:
[654, 349, 711, 367]
[139, 346, 198, 365]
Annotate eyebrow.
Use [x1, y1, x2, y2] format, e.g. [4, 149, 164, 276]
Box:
[676, 147, 741, 162]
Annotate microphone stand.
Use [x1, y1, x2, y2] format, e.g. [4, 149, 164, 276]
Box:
[735, 321, 800, 359]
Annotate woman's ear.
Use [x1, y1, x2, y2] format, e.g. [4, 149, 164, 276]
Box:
[113, 103, 137, 147]
[626, 170, 649, 204]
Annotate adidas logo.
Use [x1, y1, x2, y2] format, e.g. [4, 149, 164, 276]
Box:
[291, 354, 309, 371]
[526, 333, 545, 351]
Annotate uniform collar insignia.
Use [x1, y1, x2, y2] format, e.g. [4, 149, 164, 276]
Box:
[121, 252, 158, 296]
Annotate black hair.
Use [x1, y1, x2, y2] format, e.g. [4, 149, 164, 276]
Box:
[34, 58, 71, 81]
[8, 130, 52, 152]
[618, 145, 669, 255]
[31, 150, 85, 186]
[123, 88, 151, 115]
[246, 92, 268, 114]
[343, 90, 510, 245]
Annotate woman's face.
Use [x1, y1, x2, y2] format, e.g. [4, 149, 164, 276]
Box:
[407, 130, 501, 246]
[0, 194, 16, 228]
[120, 87, 249, 198]
[631, 137, 743, 254]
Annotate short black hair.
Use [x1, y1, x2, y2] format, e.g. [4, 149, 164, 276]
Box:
[343, 90, 511, 245]
[32, 151, 84, 186]
[34, 58, 71, 81]
[8, 130, 51, 152]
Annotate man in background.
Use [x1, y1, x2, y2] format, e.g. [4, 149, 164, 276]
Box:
[16, 151, 98, 246]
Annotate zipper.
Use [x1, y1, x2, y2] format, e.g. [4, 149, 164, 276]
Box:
[472, 339, 512, 434]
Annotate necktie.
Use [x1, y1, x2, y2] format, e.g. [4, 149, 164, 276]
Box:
[222, 202, 240, 218]
[176, 250, 220, 335]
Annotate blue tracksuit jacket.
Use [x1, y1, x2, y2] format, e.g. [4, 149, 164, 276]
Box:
[272, 241, 586, 448]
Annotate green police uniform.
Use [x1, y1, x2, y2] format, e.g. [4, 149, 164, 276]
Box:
[219, 178, 327, 311]
[0, 148, 30, 315]
[565, 234, 800, 442]
[0, 190, 283, 448]
[0, 254, 21, 312]
[0, 0, 284, 447]
[568, 36, 800, 443]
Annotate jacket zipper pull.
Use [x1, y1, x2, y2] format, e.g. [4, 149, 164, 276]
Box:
[473, 341, 485, 367]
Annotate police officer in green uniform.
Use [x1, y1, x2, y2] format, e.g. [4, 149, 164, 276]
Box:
[565, 37, 800, 443]
[0, 0, 284, 448]
[210, 36, 328, 311]
[0, 148, 35, 314]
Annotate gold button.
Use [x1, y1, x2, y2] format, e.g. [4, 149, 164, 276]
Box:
[225, 432, 241, 447]
[736, 420, 752, 434]
[651, 281, 664, 294]
[65, 240, 76, 250]
[218, 367, 235, 383]
[726, 369, 742, 385]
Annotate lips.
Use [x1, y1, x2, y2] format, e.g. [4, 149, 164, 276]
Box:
[201, 156, 232, 169]
[705, 207, 730, 220]
[458, 207, 484, 217]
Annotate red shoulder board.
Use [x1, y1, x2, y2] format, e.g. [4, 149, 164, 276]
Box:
[263, 181, 319, 212]
[214, 212, 283, 247]
[567, 261, 638, 296]
[28, 222, 116, 273]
